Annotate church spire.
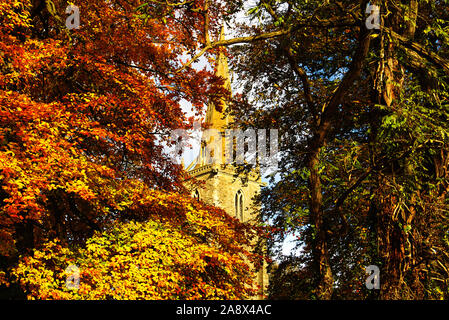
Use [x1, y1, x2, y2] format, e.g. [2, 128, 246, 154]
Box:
[205, 25, 232, 130]
[215, 26, 231, 91]
[187, 26, 233, 170]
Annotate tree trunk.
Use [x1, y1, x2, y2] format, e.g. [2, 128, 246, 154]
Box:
[306, 6, 372, 298]
[308, 151, 334, 299]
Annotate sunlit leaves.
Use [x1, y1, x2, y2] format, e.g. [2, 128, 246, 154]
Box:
[13, 194, 258, 299]
[0, 0, 252, 299]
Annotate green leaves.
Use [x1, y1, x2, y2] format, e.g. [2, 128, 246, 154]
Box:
[231, 0, 449, 299]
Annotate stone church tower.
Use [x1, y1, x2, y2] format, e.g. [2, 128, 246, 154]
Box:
[184, 29, 268, 298]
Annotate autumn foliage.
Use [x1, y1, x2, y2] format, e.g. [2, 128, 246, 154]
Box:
[0, 0, 258, 299]
[12, 190, 258, 299]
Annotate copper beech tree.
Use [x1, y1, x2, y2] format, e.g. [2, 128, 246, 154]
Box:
[13, 191, 260, 299]
[5, 0, 448, 301]
[0, 0, 262, 299]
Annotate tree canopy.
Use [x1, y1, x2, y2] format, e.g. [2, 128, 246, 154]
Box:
[0, 0, 260, 299]
[226, 0, 449, 299]
[1, 0, 449, 300]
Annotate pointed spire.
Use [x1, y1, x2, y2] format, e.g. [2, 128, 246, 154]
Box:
[216, 25, 231, 91]
[190, 25, 233, 170]
[204, 25, 232, 130]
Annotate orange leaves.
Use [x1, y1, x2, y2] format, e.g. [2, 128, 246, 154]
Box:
[0, 0, 32, 33]
[0, 0, 251, 298]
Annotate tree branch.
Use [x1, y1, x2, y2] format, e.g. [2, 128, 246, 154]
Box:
[390, 29, 449, 75]
[176, 19, 357, 73]
[284, 47, 316, 121]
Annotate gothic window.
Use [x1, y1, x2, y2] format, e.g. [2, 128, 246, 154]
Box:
[193, 190, 200, 201]
[235, 190, 244, 221]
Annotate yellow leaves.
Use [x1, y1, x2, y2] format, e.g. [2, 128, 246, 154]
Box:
[12, 199, 257, 300]
[65, 180, 96, 201]
[0, 271, 9, 287]
[0, 0, 32, 30]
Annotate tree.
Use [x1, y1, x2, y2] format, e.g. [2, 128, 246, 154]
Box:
[212, 0, 449, 299]
[12, 190, 258, 299]
[0, 0, 259, 299]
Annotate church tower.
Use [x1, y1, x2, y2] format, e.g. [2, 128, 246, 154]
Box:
[184, 28, 268, 298]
